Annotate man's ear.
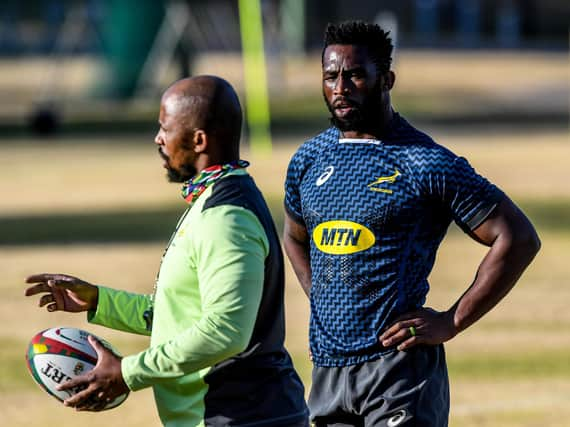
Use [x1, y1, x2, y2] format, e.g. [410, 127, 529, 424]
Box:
[383, 71, 396, 90]
[192, 129, 208, 153]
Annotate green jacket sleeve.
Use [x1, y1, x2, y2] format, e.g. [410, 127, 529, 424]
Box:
[88, 286, 152, 336]
[121, 206, 268, 391]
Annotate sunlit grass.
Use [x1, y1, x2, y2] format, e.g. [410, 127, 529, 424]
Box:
[448, 350, 570, 379]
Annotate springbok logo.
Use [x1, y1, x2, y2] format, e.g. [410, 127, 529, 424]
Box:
[313, 220, 375, 255]
[73, 362, 85, 376]
[368, 169, 401, 194]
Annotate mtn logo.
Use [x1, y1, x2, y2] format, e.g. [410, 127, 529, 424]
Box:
[313, 220, 375, 255]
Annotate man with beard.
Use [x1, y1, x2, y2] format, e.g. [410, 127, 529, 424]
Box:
[25, 75, 309, 426]
[283, 21, 540, 426]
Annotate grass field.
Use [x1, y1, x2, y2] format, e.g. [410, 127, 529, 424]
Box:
[1, 123, 569, 426]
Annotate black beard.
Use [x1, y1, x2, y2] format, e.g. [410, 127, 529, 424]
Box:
[166, 164, 196, 183]
[324, 87, 385, 133]
[159, 148, 196, 183]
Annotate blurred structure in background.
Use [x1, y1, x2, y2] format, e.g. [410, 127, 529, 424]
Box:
[3, 0, 568, 55]
[0, 0, 567, 137]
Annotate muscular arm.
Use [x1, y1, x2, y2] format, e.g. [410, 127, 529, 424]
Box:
[449, 196, 541, 332]
[381, 196, 541, 350]
[283, 211, 312, 298]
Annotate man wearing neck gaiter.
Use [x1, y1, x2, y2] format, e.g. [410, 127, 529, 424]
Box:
[25, 75, 309, 427]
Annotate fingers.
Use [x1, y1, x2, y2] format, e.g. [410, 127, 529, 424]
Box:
[88, 335, 107, 359]
[26, 273, 67, 285]
[65, 394, 110, 412]
[25, 274, 79, 291]
[25, 274, 83, 312]
[27, 280, 65, 312]
[396, 336, 420, 351]
[58, 376, 97, 409]
[58, 374, 89, 394]
[25, 282, 51, 296]
[380, 319, 421, 349]
[25, 273, 52, 284]
[63, 388, 95, 410]
[38, 293, 54, 308]
[379, 319, 418, 344]
[78, 396, 110, 412]
[379, 308, 452, 351]
[58, 374, 112, 412]
[51, 283, 65, 310]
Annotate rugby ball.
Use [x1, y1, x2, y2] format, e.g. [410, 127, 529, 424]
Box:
[26, 327, 128, 410]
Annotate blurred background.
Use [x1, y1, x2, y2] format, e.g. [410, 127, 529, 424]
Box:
[1, 1, 568, 426]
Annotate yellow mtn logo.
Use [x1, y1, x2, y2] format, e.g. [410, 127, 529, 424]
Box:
[313, 220, 375, 255]
[367, 169, 401, 194]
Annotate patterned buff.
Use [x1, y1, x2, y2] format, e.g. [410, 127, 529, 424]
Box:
[181, 160, 250, 206]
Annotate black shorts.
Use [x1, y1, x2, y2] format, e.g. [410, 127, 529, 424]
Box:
[308, 345, 449, 427]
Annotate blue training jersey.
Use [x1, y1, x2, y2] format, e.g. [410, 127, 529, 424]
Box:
[284, 113, 504, 367]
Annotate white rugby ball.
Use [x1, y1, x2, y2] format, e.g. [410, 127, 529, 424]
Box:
[26, 327, 128, 410]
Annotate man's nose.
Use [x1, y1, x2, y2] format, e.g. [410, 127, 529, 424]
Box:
[154, 131, 162, 145]
[333, 75, 350, 95]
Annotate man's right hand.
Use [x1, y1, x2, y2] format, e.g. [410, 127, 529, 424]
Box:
[25, 273, 99, 313]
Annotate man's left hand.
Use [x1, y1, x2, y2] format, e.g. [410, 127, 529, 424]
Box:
[57, 335, 130, 411]
[379, 308, 457, 351]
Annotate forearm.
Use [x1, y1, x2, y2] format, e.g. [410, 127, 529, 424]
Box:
[121, 307, 254, 390]
[283, 234, 312, 298]
[122, 267, 263, 391]
[88, 286, 152, 336]
[450, 229, 540, 333]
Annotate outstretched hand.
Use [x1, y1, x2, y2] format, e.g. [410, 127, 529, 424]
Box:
[379, 307, 458, 351]
[25, 273, 99, 313]
[57, 335, 129, 411]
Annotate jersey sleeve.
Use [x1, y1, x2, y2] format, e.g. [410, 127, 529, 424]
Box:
[88, 287, 152, 336]
[420, 148, 504, 231]
[284, 147, 308, 224]
[120, 206, 268, 391]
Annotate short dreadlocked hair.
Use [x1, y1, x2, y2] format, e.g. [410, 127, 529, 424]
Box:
[322, 21, 393, 74]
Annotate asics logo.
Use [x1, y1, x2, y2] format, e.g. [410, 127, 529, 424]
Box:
[368, 169, 401, 194]
[387, 409, 407, 427]
[316, 166, 334, 186]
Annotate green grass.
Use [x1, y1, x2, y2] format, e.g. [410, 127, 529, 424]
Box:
[448, 349, 570, 379]
[0, 338, 34, 391]
[519, 199, 570, 232]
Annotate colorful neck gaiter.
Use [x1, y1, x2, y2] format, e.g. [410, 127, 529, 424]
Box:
[181, 159, 249, 206]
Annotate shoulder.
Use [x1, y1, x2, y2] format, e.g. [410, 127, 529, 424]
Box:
[291, 127, 339, 162]
[390, 115, 458, 168]
[203, 174, 259, 212]
[196, 185, 268, 251]
[287, 127, 339, 180]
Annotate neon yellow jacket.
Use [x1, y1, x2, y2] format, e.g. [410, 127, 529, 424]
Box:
[89, 170, 307, 426]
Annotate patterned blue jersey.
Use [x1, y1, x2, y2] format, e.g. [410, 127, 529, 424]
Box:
[284, 113, 504, 367]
